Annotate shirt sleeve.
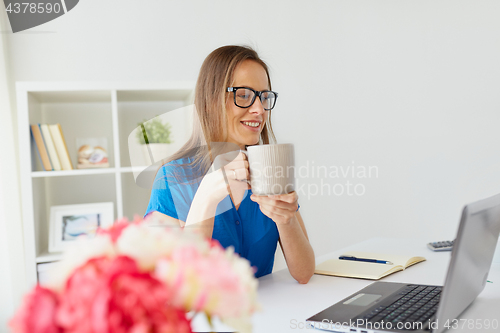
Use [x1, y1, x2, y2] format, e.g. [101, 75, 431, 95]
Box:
[144, 165, 180, 220]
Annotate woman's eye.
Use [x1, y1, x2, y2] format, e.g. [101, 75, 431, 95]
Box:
[237, 93, 251, 99]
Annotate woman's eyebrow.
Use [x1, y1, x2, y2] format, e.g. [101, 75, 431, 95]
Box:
[235, 85, 270, 91]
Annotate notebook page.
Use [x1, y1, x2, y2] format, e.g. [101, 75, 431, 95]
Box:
[315, 259, 401, 280]
[342, 251, 425, 268]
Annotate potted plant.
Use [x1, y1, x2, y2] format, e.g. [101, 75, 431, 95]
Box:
[136, 117, 173, 165]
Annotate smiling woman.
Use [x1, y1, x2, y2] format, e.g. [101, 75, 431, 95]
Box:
[225, 61, 275, 148]
[144, 45, 315, 283]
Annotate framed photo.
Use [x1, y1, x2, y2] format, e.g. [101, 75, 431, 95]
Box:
[76, 137, 110, 169]
[49, 202, 114, 253]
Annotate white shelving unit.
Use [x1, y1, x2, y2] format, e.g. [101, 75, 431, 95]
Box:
[17, 82, 195, 287]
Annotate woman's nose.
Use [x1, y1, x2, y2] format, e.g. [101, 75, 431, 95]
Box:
[249, 97, 265, 114]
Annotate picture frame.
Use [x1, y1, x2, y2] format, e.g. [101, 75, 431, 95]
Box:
[49, 202, 114, 253]
[76, 137, 110, 169]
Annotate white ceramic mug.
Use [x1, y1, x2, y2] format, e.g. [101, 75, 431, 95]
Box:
[246, 143, 295, 195]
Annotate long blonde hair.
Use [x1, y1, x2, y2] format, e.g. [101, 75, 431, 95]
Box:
[165, 45, 276, 178]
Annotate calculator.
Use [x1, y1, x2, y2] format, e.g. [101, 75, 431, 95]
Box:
[427, 240, 454, 251]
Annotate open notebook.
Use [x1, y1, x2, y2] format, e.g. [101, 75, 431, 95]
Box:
[314, 251, 426, 280]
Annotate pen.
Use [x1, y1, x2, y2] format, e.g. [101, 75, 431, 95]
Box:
[339, 255, 393, 265]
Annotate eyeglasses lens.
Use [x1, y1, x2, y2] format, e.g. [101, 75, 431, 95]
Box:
[235, 88, 276, 110]
[260, 91, 276, 110]
[235, 88, 255, 107]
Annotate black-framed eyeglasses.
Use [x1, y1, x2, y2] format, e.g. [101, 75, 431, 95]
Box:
[227, 87, 278, 111]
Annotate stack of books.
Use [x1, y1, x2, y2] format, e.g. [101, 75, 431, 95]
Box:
[30, 124, 73, 171]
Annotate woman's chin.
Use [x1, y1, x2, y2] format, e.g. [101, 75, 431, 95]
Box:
[233, 134, 261, 147]
[246, 138, 260, 146]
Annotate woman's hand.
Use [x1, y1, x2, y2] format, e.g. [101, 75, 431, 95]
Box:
[185, 151, 249, 231]
[221, 150, 251, 195]
[195, 151, 250, 205]
[249, 191, 298, 225]
[250, 191, 314, 284]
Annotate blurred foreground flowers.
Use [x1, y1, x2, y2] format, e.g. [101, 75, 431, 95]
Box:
[10, 216, 259, 333]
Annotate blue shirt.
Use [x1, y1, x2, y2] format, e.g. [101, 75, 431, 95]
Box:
[144, 157, 280, 278]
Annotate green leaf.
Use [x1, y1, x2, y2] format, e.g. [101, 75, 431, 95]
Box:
[136, 116, 173, 144]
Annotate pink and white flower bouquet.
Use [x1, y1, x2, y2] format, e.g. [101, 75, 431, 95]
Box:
[10, 216, 260, 333]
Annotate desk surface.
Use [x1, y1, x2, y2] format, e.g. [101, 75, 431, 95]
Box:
[192, 238, 500, 332]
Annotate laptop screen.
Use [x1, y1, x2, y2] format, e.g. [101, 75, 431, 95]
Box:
[434, 194, 500, 333]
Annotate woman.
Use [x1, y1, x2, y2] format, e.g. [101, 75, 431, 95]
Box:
[145, 45, 315, 283]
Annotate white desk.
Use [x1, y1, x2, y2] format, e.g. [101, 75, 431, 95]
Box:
[192, 237, 500, 332]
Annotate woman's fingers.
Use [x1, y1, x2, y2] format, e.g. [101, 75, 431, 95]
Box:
[238, 151, 248, 161]
[233, 167, 249, 181]
[250, 194, 298, 211]
[224, 157, 250, 181]
[224, 165, 249, 181]
[252, 192, 298, 204]
[220, 153, 251, 191]
[223, 167, 248, 181]
[218, 151, 247, 163]
[258, 202, 288, 217]
[228, 160, 249, 173]
[213, 151, 247, 172]
[267, 191, 298, 204]
[256, 200, 296, 225]
[258, 205, 282, 221]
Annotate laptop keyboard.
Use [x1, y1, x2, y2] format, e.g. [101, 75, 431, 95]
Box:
[358, 285, 442, 330]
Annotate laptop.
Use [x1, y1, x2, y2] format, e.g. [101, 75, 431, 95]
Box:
[306, 193, 500, 333]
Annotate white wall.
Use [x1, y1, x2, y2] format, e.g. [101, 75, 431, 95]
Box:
[0, 170, 15, 333]
[3, 0, 500, 318]
[1, 7, 24, 333]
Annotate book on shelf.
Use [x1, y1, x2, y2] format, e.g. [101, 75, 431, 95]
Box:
[314, 251, 426, 280]
[30, 125, 53, 171]
[49, 123, 74, 170]
[40, 124, 62, 171]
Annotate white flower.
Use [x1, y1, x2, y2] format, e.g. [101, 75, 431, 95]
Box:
[42, 214, 260, 333]
[44, 235, 115, 291]
[116, 223, 209, 271]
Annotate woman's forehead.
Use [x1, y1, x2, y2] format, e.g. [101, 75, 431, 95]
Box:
[232, 60, 269, 90]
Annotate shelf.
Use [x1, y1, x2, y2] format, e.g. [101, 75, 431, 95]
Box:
[36, 250, 63, 264]
[31, 168, 117, 178]
[28, 94, 114, 173]
[30, 167, 153, 177]
[117, 89, 192, 102]
[18, 82, 195, 287]
[119, 166, 148, 173]
[117, 98, 192, 168]
[29, 90, 111, 103]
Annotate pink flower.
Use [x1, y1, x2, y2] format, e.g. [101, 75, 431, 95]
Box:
[209, 238, 224, 249]
[155, 244, 258, 318]
[9, 285, 61, 333]
[12, 215, 259, 333]
[57, 256, 191, 333]
[96, 215, 145, 243]
[97, 220, 130, 243]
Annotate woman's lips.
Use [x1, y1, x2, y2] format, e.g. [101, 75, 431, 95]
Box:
[240, 121, 261, 132]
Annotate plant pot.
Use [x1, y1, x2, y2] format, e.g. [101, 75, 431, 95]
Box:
[141, 143, 173, 165]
